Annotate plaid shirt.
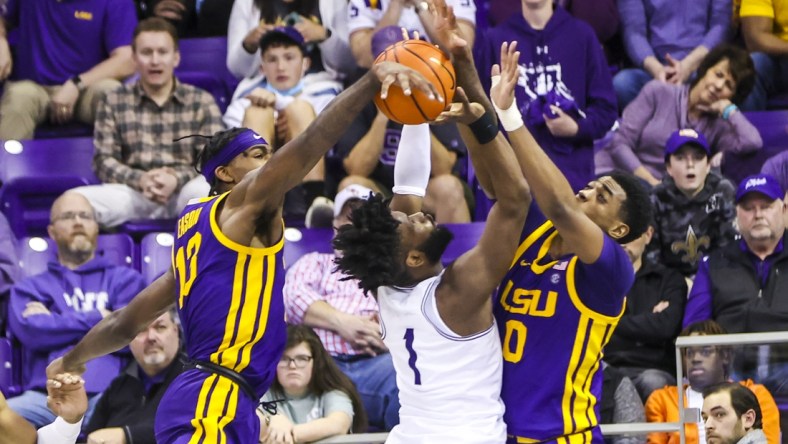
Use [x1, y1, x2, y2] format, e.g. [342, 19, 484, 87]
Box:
[284, 252, 381, 356]
[93, 79, 224, 192]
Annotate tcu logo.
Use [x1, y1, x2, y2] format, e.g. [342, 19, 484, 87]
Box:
[745, 177, 767, 189]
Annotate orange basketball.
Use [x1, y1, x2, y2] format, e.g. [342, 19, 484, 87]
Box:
[373, 39, 456, 125]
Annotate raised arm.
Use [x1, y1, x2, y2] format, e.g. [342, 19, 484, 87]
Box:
[48, 270, 176, 377]
[434, 33, 531, 335]
[493, 41, 608, 264]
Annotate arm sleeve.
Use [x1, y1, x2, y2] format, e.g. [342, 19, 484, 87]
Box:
[347, 0, 378, 35]
[614, 269, 687, 343]
[392, 124, 431, 196]
[750, 383, 781, 444]
[710, 111, 763, 155]
[103, 0, 137, 53]
[575, 31, 618, 141]
[711, 178, 737, 249]
[93, 92, 146, 190]
[701, 0, 732, 50]
[36, 417, 82, 444]
[322, 390, 355, 419]
[682, 257, 714, 328]
[739, 0, 777, 18]
[618, 0, 655, 65]
[8, 281, 104, 351]
[607, 81, 661, 172]
[226, 0, 261, 79]
[644, 390, 670, 444]
[283, 254, 329, 325]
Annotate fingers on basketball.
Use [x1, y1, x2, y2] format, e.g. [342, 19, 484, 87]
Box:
[373, 40, 456, 125]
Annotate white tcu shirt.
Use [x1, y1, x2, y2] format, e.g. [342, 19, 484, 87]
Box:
[348, 0, 476, 37]
[377, 273, 506, 444]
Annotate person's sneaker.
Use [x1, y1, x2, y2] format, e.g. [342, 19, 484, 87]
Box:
[305, 197, 335, 228]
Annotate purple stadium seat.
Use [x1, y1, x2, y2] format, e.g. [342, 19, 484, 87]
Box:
[16, 234, 136, 278]
[176, 37, 240, 113]
[722, 111, 788, 186]
[0, 138, 99, 238]
[443, 222, 485, 265]
[283, 227, 333, 269]
[120, 218, 177, 243]
[140, 232, 174, 285]
[767, 93, 788, 111]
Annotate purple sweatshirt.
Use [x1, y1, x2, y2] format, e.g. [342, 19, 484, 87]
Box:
[597, 80, 762, 180]
[475, 6, 618, 191]
[618, 0, 731, 66]
[0, 214, 19, 297]
[9, 257, 145, 393]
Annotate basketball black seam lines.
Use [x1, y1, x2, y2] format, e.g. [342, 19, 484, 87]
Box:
[395, 43, 430, 122]
[403, 41, 455, 99]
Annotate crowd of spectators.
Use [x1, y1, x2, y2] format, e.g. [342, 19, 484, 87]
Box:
[1, 0, 788, 441]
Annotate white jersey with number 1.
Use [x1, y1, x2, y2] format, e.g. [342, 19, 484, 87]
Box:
[377, 272, 506, 444]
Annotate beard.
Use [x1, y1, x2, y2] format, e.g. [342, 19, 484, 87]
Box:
[142, 349, 167, 366]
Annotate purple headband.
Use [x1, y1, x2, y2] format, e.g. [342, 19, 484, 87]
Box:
[202, 129, 268, 183]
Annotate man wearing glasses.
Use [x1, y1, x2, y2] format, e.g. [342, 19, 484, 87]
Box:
[6, 192, 146, 428]
[644, 320, 781, 444]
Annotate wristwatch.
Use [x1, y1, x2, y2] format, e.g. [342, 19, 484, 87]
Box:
[70, 75, 85, 92]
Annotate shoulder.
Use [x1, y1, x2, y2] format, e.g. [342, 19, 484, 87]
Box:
[641, 79, 678, 96]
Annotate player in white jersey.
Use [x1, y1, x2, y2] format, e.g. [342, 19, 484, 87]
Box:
[347, 0, 476, 68]
[333, 7, 531, 441]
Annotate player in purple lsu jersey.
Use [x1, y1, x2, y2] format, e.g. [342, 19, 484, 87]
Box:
[491, 43, 653, 444]
[45, 62, 438, 444]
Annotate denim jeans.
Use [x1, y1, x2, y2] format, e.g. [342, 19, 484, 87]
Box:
[613, 68, 654, 110]
[7, 389, 102, 429]
[741, 53, 788, 111]
[334, 353, 400, 431]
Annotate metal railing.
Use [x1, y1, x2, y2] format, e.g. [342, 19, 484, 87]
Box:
[315, 331, 788, 444]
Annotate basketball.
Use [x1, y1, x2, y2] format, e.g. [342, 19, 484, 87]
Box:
[373, 39, 456, 125]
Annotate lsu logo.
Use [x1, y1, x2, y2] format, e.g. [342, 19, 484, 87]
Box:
[74, 10, 93, 20]
[678, 128, 700, 139]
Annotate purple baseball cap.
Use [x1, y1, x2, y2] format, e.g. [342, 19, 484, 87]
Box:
[664, 128, 710, 160]
[259, 26, 306, 55]
[735, 173, 785, 203]
[371, 25, 406, 59]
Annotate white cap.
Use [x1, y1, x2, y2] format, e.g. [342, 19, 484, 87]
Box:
[334, 184, 375, 217]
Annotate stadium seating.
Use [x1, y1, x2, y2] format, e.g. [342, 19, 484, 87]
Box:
[0, 337, 19, 396]
[16, 234, 136, 278]
[0, 138, 98, 238]
[176, 37, 241, 113]
[140, 232, 174, 285]
[283, 227, 334, 269]
[722, 111, 788, 186]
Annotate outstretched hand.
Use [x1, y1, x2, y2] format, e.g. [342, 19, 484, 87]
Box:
[46, 357, 86, 383]
[430, 0, 467, 57]
[47, 373, 88, 424]
[434, 87, 484, 125]
[490, 41, 519, 110]
[372, 61, 441, 103]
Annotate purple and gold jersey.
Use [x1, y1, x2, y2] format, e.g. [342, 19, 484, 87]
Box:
[172, 192, 287, 398]
[494, 205, 633, 443]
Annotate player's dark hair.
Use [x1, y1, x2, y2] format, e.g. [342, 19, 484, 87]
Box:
[332, 194, 404, 294]
[416, 225, 454, 264]
[270, 325, 367, 433]
[609, 172, 653, 244]
[256, 0, 317, 24]
[702, 382, 763, 430]
[690, 44, 755, 105]
[193, 127, 248, 195]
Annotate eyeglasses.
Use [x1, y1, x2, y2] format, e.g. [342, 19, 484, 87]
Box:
[278, 355, 313, 368]
[51, 211, 95, 223]
[683, 346, 717, 358]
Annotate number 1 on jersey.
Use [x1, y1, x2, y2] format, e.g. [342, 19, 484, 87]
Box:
[403, 328, 422, 385]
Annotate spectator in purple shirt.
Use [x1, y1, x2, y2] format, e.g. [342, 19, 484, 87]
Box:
[6, 192, 145, 428]
[614, 0, 732, 110]
[596, 45, 761, 187]
[683, 173, 788, 397]
[0, 0, 137, 140]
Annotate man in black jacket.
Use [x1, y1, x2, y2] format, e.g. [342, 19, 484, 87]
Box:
[85, 309, 183, 444]
[606, 224, 687, 402]
[684, 173, 788, 399]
